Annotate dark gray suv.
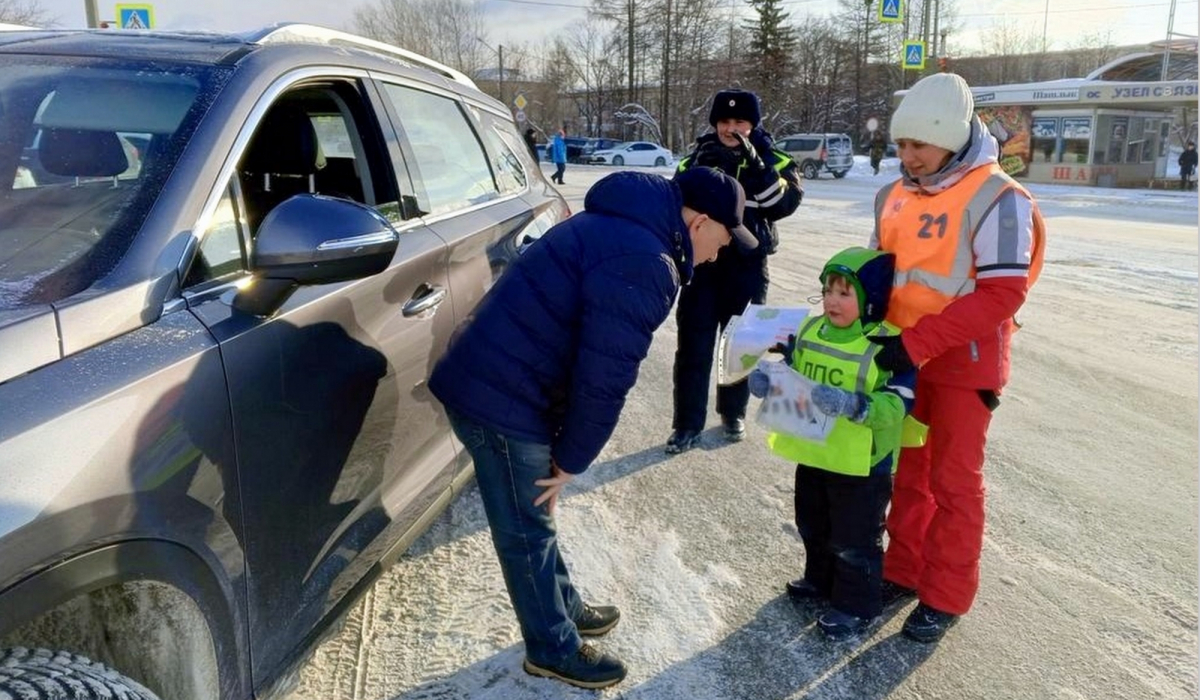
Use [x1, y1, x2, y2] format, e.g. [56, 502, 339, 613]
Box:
[0, 24, 567, 700]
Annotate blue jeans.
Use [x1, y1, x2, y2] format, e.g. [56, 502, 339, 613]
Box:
[446, 409, 583, 664]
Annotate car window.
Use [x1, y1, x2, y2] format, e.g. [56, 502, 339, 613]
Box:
[381, 84, 498, 217]
[185, 80, 401, 288]
[0, 59, 225, 309]
[476, 112, 528, 195]
[827, 136, 851, 154]
[188, 183, 247, 285]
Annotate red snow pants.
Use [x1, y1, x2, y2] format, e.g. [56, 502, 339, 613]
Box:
[883, 377, 994, 615]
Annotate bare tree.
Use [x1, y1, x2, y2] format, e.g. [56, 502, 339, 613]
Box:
[563, 16, 624, 136]
[590, 0, 660, 106]
[662, 0, 730, 148]
[352, 0, 488, 73]
[0, 0, 50, 26]
[971, 18, 1043, 83]
[789, 16, 846, 133]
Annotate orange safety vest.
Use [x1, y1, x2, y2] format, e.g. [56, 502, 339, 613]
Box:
[874, 163, 1046, 329]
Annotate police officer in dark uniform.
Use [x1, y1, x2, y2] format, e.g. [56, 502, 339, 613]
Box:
[666, 89, 803, 453]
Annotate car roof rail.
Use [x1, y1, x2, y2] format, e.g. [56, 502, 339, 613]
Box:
[246, 23, 477, 89]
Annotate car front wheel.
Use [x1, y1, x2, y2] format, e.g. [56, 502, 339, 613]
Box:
[613, 155, 624, 166]
[654, 156, 666, 167]
[833, 170, 848, 179]
[0, 648, 161, 700]
[802, 161, 820, 179]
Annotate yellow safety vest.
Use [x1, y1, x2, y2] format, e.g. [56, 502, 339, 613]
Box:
[767, 318, 915, 476]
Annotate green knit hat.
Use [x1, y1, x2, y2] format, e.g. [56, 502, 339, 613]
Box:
[819, 247, 896, 323]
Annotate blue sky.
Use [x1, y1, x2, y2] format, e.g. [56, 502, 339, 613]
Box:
[30, 0, 1200, 58]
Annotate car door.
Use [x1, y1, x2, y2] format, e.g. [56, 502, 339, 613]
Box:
[626, 142, 648, 166]
[372, 82, 556, 481]
[181, 75, 458, 687]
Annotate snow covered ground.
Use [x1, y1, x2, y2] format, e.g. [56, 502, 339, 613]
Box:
[286, 159, 1198, 700]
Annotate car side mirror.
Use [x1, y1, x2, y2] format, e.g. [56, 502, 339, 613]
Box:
[233, 194, 399, 316]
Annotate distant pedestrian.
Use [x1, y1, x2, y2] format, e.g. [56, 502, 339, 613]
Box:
[429, 168, 758, 689]
[869, 132, 886, 175]
[870, 72, 1045, 644]
[550, 128, 567, 184]
[749, 246, 917, 640]
[523, 127, 539, 162]
[1178, 140, 1196, 190]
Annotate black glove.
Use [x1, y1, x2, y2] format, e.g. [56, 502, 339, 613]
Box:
[693, 139, 740, 173]
[869, 335, 916, 374]
[767, 333, 797, 367]
[734, 132, 768, 174]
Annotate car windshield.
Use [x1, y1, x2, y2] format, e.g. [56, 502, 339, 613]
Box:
[0, 57, 226, 309]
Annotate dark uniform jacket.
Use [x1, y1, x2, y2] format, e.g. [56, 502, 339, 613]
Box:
[676, 127, 802, 254]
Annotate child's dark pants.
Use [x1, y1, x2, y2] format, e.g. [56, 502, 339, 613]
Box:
[794, 462, 893, 619]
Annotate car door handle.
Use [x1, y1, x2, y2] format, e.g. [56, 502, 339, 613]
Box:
[402, 283, 447, 317]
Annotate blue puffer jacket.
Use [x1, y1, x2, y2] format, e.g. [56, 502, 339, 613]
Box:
[429, 172, 692, 473]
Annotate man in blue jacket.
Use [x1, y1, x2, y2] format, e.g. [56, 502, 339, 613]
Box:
[429, 168, 755, 689]
[550, 128, 567, 184]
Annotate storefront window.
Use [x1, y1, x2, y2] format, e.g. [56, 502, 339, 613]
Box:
[1032, 117, 1058, 163]
[1101, 116, 1129, 164]
[1061, 117, 1092, 164]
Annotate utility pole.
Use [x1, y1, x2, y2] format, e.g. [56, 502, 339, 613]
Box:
[920, 0, 931, 50]
[84, 0, 100, 28]
[662, 0, 672, 150]
[932, 0, 941, 57]
[1041, 0, 1050, 53]
[1161, 0, 1177, 80]
[858, 0, 873, 137]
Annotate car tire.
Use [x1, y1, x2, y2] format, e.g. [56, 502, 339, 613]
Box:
[654, 156, 666, 167]
[613, 155, 624, 166]
[802, 161, 820, 180]
[0, 648, 161, 700]
[833, 170, 848, 179]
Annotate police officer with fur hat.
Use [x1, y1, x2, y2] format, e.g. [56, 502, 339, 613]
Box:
[666, 88, 803, 454]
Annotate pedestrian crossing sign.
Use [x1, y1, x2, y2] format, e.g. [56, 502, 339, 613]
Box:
[879, 0, 902, 23]
[116, 4, 154, 30]
[902, 40, 926, 70]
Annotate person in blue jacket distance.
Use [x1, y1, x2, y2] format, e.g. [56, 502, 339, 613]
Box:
[550, 127, 567, 184]
[428, 167, 758, 690]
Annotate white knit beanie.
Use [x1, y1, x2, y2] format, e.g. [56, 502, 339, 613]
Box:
[890, 73, 974, 153]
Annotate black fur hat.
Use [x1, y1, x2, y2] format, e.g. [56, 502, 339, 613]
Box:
[708, 89, 761, 127]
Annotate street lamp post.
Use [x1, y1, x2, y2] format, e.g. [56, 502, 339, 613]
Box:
[84, 0, 100, 28]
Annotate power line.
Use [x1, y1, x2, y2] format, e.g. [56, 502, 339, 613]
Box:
[956, 0, 1197, 18]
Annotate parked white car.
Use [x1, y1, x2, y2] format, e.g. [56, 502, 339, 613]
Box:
[586, 141, 674, 167]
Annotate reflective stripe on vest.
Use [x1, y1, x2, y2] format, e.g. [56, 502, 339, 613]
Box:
[742, 150, 793, 208]
[793, 318, 881, 395]
[768, 320, 900, 476]
[874, 163, 1041, 329]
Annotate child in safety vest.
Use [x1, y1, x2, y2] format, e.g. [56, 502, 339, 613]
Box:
[748, 246, 918, 639]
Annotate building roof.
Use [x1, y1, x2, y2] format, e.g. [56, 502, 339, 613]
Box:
[1086, 47, 1198, 82]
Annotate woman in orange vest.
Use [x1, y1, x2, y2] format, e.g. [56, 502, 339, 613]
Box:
[868, 73, 1045, 643]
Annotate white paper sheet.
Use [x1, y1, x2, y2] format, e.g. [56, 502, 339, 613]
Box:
[753, 359, 836, 442]
[716, 304, 811, 385]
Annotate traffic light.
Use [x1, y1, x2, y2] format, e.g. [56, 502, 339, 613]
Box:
[937, 56, 949, 72]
